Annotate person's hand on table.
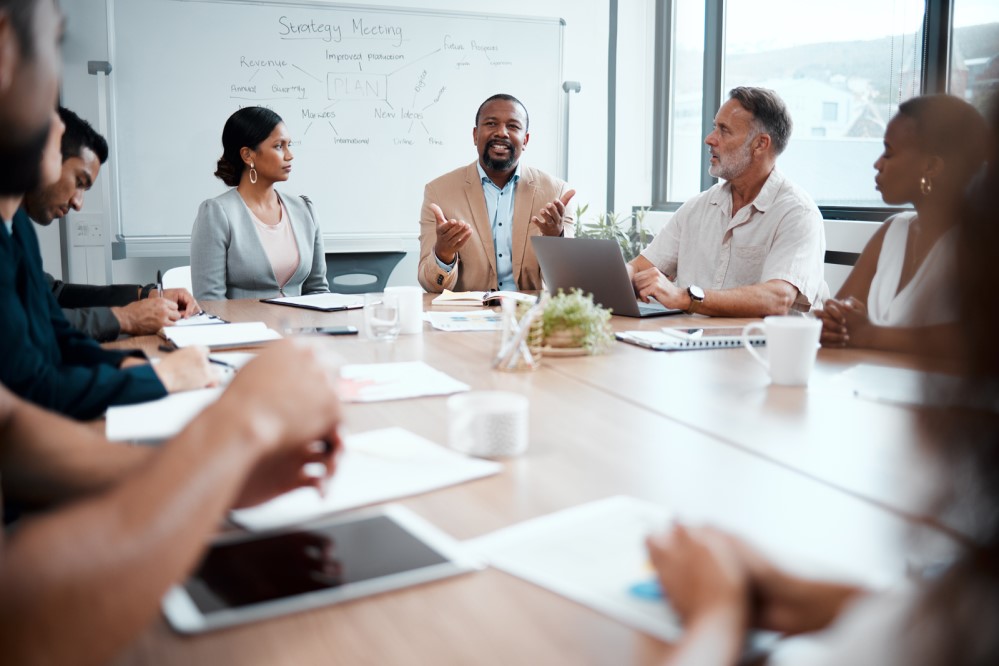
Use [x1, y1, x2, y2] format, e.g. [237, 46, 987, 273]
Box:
[647, 524, 750, 632]
[220, 339, 345, 508]
[152, 345, 220, 392]
[430, 203, 472, 265]
[531, 188, 576, 237]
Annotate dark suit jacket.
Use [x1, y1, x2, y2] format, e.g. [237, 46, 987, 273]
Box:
[46, 274, 143, 342]
[0, 209, 166, 419]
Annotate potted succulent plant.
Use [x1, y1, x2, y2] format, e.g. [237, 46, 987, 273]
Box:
[539, 288, 614, 354]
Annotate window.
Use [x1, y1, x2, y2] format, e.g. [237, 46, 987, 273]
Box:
[654, 0, 995, 214]
[822, 102, 839, 122]
[950, 0, 999, 116]
[718, 0, 925, 208]
[666, 2, 705, 202]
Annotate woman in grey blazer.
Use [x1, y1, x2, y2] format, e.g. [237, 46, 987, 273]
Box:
[191, 107, 329, 301]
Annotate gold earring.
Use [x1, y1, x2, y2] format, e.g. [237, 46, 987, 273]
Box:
[919, 175, 932, 196]
[249, 162, 258, 185]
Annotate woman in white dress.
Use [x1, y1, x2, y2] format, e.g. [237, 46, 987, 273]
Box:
[817, 95, 989, 355]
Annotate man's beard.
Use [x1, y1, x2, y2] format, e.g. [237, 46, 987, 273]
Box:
[0, 121, 51, 195]
[708, 133, 755, 181]
[481, 140, 517, 171]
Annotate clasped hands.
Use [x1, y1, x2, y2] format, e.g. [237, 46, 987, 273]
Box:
[430, 189, 576, 264]
[816, 296, 872, 347]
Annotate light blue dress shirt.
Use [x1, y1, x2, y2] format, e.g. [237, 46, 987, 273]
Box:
[436, 162, 520, 291]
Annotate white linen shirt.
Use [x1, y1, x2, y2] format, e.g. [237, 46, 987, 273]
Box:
[641, 168, 827, 309]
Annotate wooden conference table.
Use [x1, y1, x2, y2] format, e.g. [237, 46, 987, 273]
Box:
[111, 296, 953, 666]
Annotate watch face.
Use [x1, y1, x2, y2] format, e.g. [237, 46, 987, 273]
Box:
[689, 285, 705, 301]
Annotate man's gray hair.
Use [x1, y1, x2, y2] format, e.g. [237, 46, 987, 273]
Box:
[728, 87, 793, 156]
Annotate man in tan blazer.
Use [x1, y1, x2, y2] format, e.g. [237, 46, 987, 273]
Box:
[418, 94, 575, 293]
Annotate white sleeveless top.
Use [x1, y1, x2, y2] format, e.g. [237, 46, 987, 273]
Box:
[249, 196, 300, 292]
[867, 212, 957, 327]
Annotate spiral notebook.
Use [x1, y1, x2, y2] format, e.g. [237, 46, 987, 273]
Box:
[616, 326, 765, 351]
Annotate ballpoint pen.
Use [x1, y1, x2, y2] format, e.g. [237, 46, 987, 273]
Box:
[156, 270, 164, 299]
[158, 344, 236, 370]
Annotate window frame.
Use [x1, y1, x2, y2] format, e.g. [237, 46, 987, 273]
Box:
[650, 0, 955, 220]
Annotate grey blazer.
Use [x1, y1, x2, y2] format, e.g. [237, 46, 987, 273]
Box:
[190, 188, 329, 301]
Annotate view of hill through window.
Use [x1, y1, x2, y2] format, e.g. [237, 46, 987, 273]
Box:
[667, 0, 999, 207]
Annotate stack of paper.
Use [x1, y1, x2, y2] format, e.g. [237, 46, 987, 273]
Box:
[230, 427, 502, 530]
[161, 321, 282, 349]
[338, 361, 469, 402]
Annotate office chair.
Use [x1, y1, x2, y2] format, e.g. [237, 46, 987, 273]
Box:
[161, 265, 192, 293]
[325, 251, 405, 294]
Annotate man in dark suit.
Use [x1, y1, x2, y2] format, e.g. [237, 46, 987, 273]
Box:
[23, 106, 200, 341]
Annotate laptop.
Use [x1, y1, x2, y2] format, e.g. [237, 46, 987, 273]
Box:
[531, 237, 683, 318]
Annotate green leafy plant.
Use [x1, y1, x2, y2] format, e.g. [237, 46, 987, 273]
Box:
[573, 204, 651, 262]
[538, 288, 614, 353]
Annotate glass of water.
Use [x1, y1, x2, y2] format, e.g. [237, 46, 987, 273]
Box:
[363, 292, 400, 341]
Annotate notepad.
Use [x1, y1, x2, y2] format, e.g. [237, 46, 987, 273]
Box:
[261, 293, 364, 312]
[616, 326, 765, 351]
[431, 289, 536, 306]
[161, 321, 282, 349]
[230, 427, 502, 531]
[338, 362, 470, 402]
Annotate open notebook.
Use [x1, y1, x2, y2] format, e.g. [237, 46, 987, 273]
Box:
[431, 290, 536, 307]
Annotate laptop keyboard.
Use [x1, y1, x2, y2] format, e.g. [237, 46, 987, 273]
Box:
[637, 301, 669, 315]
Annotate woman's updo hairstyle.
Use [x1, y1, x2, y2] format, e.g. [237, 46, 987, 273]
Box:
[214, 106, 284, 187]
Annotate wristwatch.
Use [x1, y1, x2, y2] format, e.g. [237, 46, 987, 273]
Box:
[686, 285, 705, 313]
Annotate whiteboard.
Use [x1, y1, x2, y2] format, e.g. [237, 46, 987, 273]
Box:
[106, 0, 564, 250]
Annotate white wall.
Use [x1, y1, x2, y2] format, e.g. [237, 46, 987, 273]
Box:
[55, 0, 615, 288]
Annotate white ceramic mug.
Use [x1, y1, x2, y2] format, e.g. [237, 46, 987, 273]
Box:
[384, 285, 424, 335]
[447, 391, 529, 458]
[363, 292, 400, 341]
[741, 316, 821, 386]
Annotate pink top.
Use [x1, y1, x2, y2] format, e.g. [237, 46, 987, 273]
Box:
[249, 197, 300, 292]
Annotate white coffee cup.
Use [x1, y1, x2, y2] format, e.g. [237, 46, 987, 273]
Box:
[447, 391, 529, 458]
[741, 316, 822, 386]
[363, 292, 400, 341]
[385, 285, 424, 335]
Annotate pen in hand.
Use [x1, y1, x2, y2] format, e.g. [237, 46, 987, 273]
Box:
[158, 343, 236, 370]
[156, 270, 164, 299]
